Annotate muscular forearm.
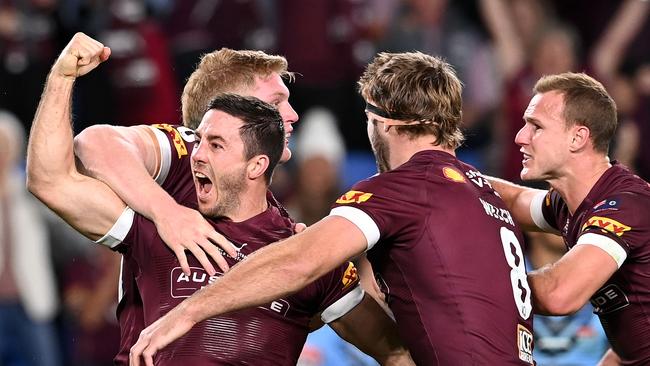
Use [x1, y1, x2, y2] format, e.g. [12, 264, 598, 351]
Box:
[183, 238, 320, 324]
[183, 218, 364, 323]
[27, 73, 76, 191]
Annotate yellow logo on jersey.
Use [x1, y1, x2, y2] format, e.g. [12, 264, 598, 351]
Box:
[341, 262, 358, 290]
[582, 216, 631, 237]
[336, 190, 373, 204]
[152, 124, 188, 158]
[442, 167, 465, 183]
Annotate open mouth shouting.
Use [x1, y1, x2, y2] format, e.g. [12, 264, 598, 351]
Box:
[194, 170, 214, 201]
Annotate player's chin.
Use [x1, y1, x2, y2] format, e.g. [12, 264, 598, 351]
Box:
[196, 200, 215, 216]
[279, 148, 292, 164]
[520, 168, 539, 182]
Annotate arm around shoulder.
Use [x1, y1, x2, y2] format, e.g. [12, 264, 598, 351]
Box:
[487, 176, 546, 231]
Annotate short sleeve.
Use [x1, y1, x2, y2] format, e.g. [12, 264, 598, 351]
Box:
[96, 207, 135, 249]
[328, 175, 417, 251]
[147, 124, 196, 200]
[575, 193, 649, 266]
[306, 262, 364, 323]
[536, 189, 564, 233]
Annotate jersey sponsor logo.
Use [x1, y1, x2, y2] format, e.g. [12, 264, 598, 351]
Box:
[170, 266, 221, 298]
[442, 167, 465, 183]
[465, 169, 493, 189]
[259, 299, 290, 317]
[582, 216, 631, 237]
[590, 284, 630, 315]
[170, 266, 293, 316]
[593, 199, 619, 212]
[517, 324, 534, 364]
[152, 123, 189, 158]
[341, 262, 359, 290]
[336, 190, 373, 204]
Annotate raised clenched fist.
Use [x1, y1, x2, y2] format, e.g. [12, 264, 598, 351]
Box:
[52, 32, 111, 79]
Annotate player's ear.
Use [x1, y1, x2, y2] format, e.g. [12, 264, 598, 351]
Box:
[247, 155, 269, 180]
[569, 125, 590, 152]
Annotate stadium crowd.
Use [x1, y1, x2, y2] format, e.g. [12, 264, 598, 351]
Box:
[0, 0, 649, 365]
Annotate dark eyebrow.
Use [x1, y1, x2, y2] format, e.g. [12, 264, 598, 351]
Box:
[195, 131, 227, 145]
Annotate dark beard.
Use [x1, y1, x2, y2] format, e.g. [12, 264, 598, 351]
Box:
[203, 168, 246, 218]
[371, 124, 391, 173]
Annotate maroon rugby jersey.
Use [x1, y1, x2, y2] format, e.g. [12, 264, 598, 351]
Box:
[102, 124, 363, 365]
[330, 150, 534, 365]
[536, 163, 650, 365]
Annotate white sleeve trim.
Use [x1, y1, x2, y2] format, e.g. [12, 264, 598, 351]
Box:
[530, 191, 559, 234]
[321, 286, 365, 323]
[329, 206, 380, 250]
[95, 207, 135, 248]
[576, 232, 627, 268]
[148, 126, 172, 185]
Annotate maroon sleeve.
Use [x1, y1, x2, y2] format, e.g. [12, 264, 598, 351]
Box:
[540, 188, 566, 232]
[291, 261, 362, 320]
[579, 192, 650, 254]
[149, 124, 196, 202]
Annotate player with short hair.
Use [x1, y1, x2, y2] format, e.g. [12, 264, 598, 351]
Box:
[74, 44, 300, 276]
[488, 72, 650, 365]
[129, 51, 535, 366]
[27, 33, 412, 366]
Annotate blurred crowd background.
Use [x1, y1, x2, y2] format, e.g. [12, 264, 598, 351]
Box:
[0, 0, 648, 365]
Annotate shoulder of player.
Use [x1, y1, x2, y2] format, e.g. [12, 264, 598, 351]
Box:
[580, 192, 650, 238]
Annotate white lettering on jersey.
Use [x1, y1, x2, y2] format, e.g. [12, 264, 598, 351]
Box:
[465, 170, 493, 190]
[479, 198, 515, 226]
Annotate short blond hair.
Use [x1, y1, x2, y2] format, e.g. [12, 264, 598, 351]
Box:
[358, 52, 464, 149]
[182, 49, 293, 129]
[534, 72, 617, 154]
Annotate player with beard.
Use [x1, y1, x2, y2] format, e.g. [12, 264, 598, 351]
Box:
[73, 36, 302, 276]
[27, 34, 413, 365]
[129, 51, 535, 366]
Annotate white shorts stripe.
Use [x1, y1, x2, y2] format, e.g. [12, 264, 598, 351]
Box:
[329, 206, 381, 250]
[320, 286, 365, 323]
[576, 232, 627, 268]
[96, 207, 135, 248]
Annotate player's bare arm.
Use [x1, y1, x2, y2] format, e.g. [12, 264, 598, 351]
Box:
[75, 124, 235, 275]
[487, 176, 547, 231]
[329, 294, 414, 365]
[528, 243, 618, 315]
[26, 32, 125, 239]
[129, 215, 368, 366]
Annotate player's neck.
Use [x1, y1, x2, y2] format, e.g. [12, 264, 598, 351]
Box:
[548, 154, 611, 214]
[389, 136, 454, 170]
[225, 183, 269, 222]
